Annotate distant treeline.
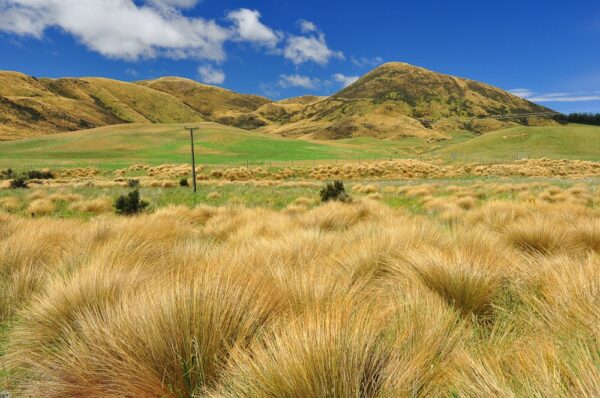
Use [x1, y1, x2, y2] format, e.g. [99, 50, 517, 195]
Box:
[554, 113, 600, 126]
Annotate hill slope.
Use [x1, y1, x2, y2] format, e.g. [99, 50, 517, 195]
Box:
[0, 72, 206, 140]
[435, 124, 600, 162]
[262, 63, 555, 139]
[137, 77, 271, 128]
[0, 63, 556, 141]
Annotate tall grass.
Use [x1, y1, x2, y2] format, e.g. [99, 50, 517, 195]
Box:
[1, 197, 599, 396]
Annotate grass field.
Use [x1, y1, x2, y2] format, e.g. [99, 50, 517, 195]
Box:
[1, 178, 599, 396]
[1, 123, 598, 172]
[434, 124, 600, 162]
[0, 122, 416, 170]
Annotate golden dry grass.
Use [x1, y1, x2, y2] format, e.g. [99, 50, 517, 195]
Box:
[0, 197, 598, 396]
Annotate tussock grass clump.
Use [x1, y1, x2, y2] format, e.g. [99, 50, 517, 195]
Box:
[504, 217, 573, 254]
[69, 197, 112, 214]
[211, 302, 392, 398]
[0, 196, 20, 213]
[27, 199, 55, 217]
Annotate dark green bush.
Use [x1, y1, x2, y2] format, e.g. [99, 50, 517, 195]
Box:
[179, 178, 189, 187]
[114, 189, 148, 215]
[320, 181, 350, 203]
[26, 170, 54, 179]
[10, 177, 28, 189]
[0, 168, 15, 180]
[127, 179, 140, 188]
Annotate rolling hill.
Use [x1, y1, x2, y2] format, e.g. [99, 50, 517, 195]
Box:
[1, 123, 597, 170]
[261, 62, 555, 139]
[434, 124, 600, 162]
[136, 77, 271, 128]
[0, 63, 556, 141]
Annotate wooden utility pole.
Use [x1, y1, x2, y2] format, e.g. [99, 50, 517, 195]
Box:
[185, 127, 199, 193]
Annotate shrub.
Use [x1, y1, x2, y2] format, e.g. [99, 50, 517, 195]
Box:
[320, 181, 350, 203]
[179, 178, 189, 187]
[0, 168, 15, 180]
[114, 189, 149, 215]
[127, 179, 140, 188]
[10, 177, 28, 189]
[26, 170, 54, 180]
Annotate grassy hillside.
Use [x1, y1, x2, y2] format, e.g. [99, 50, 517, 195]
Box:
[41, 77, 204, 124]
[0, 122, 409, 169]
[436, 124, 600, 162]
[0, 71, 206, 140]
[137, 77, 270, 127]
[264, 62, 556, 139]
[1, 64, 560, 141]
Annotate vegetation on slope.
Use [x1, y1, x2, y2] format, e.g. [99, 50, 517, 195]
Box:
[264, 62, 556, 139]
[137, 76, 271, 128]
[1, 63, 558, 141]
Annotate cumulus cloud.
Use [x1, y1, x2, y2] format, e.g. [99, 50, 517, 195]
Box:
[510, 88, 600, 103]
[278, 74, 320, 89]
[332, 73, 359, 87]
[298, 19, 317, 33]
[198, 65, 225, 84]
[284, 33, 343, 65]
[0, 0, 230, 61]
[0, 1, 347, 72]
[226, 8, 279, 48]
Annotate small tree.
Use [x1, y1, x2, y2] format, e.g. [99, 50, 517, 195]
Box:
[127, 179, 140, 188]
[10, 177, 28, 189]
[114, 189, 148, 215]
[179, 178, 189, 187]
[320, 181, 350, 203]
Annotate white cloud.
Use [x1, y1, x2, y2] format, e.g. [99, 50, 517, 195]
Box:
[278, 74, 320, 89]
[298, 19, 317, 33]
[528, 94, 600, 103]
[198, 65, 225, 84]
[509, 88, 535, 98]
[351, 56, 383, 68]
[332, 73, 359, 87]
[0, 0, 230, 61]
[284, 33, 343, 65]
[146, 0, 200, 9]
[226, 8, 279, 48]
[510, 88, 600, 103]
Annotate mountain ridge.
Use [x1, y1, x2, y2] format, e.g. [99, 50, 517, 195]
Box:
[0, 63, 555, 141]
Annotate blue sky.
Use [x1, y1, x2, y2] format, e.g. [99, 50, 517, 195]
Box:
[1, 0, 599, 112]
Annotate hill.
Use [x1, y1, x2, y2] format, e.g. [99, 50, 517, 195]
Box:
[0, 72, 205, 140]
[435, 124, 600, 162]
[262, 62, 555, 139]
[136, 77, 271, 128]
[0, 63, 557, 141]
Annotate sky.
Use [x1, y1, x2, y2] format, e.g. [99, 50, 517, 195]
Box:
[0, 0, 599, 112]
